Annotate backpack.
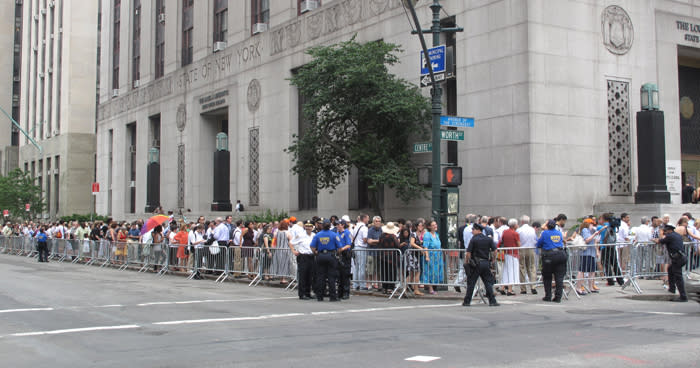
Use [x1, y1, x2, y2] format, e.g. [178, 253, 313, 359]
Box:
[55, 228, 63, 238]
[239, 204, 244, 211]
[603, 227, 617, 244]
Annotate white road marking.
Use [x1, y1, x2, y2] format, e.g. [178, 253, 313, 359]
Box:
[136, 296, 296, 307]
[0, 308, 54, 314]
[311, 303, 460, 315]
[153, 313, 305, 325]
[6, 325, 140, 337]
[96, 305, 124, 308]
[632, 311, 686, 316]
[405, 355, 441, 362]
[496, 300, 523, 305]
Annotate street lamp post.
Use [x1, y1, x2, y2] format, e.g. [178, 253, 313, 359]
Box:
[406, 0, 462, 232]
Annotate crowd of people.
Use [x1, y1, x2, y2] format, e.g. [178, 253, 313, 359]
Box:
[1, 210, 698, 304]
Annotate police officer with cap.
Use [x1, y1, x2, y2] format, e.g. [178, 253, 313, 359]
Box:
[311, 219, 342, 301]
[655, 224, 688, 302]
[463, 223, 500, 307]
[536, 219, 567, 303]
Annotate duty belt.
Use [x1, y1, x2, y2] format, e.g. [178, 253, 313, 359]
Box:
[543, 248, 563, 252]
[320, 250, 336, 254]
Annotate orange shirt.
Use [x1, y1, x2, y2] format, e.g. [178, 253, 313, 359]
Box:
[173, 230, 189, 245]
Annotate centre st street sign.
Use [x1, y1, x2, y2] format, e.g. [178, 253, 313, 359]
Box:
[413, 142, 432, 153]
[440, 130, 464, 141]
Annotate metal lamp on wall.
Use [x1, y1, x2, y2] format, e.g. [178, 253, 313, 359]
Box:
[634, 82, 670, 203]
[211, 132, 232, 211]
[145, 147, 161, 212]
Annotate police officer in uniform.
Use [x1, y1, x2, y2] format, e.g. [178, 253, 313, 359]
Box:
[290, 221, 316, 300]
[335, 219, 353, 300]
[536, 220, 567, 303]
[311, 219, 342, 301]
[462, 224, 500, 307]
[655, 224, 688, 302]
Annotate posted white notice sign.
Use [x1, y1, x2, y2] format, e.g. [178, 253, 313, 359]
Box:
[666, 160, 682, 204]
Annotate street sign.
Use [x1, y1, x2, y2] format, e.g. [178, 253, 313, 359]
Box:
[92, 182, 100, 195]
[2, 210, 8, 217]
[440, 130, 464, 141]
[419, 72, 446, 87]
[413, 142, 432, 153]
[440, 115, 474, 128]
[420, 45, 446, 75]
[25, 204, 30, 211]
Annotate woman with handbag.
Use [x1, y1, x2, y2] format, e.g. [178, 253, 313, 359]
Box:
[576, 218, 602, 294]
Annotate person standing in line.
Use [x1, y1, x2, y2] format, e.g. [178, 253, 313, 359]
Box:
[498, 218, 520, 296]
[655, 224, 688, 302]
[517, 215, 538, 295]
[536, 220, 567, 303]
[421, 220, 444, 295]
[352, 214, 369, 290]
[462, 224, 499, 307]
[290, 221, 316, 300]
[311, 219, 342, 302]
[335, 219, 353, 299]
[271, 219, 292, 285]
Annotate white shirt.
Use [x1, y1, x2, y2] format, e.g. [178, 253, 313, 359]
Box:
[617, 222, 630, 243]
[289, 223, 306, 247]
[295, 230, 314, 255]
[213, 223, 230, 242]
[353, 223, 368, 248]
[462, 224, 473, 249]
[634, 224, 652, 243]
[490, 225, 499, 245]
[517, 224, 537, 248]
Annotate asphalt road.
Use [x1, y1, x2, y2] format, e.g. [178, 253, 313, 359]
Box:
[0, 255, 698, 368]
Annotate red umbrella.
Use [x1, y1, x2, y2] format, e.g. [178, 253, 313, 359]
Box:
[140, 214, 171, 235]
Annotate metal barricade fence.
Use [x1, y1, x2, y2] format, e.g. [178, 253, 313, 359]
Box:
[351, 248, 403, 299]
[226, 246, 261, 284]
[251, 247, 296, 287]
[565, 242, 637, 295]
[683, 242, 699, 276]
[161, 244, 195, 277]
[629, 242, 668, 283]
[492, 246, 543, 291]
[192, 244, 228, 282]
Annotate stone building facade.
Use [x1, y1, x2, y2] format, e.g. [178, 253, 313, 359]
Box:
[96, 0, 700, 221]
[16, 0, 99, 218]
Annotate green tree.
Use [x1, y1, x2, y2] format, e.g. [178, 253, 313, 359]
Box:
[0, 169, 45, 221]
[287, 37, 431, 212]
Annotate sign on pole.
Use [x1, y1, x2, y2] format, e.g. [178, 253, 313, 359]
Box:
[413, 142, 432, 153]
[92, 182, 100, 195]
[25, 204, 30, 211]
[2, 210, 8, 217]
[419, 45, 446, 87]
[440, 130, 464, 141]
[440, 115, 474, 128]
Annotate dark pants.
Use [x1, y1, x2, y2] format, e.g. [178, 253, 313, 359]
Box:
[338, 254, 352, 297]
[541, 249, 567, 301]
[37, 241, 48, 262]
[463, 260, 497, 305]
[668, 260, 687, 299]
[379, 255, 396, 291]
[601, 246, 624, 285]
[297, 254, 315, 298]
[315, 252, 338, 300]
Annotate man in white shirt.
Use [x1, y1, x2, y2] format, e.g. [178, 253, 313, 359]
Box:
[188, 224, 205, 279]
[455, 214, 477, 289]
[634, 217, 653, 243]
[289, 221, 315, 299]
[517, 215, 538, 294]
[352, 214, 369, 290]
[616, 213, 631, 271]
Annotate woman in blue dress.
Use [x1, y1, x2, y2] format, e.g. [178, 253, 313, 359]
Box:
[421, 220, 444, 294]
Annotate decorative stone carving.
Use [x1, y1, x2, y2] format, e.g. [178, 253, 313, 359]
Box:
[176, 103, 187, 132]
[369, 0, 390, 14]
[249, 128, 260, 206]
[270, 27, 285, 55]
[286, 21, 302, 48]
[247, 79, 261, 113]
[307, 12, 324, 40]
[680, 96, 694, 120]
[607, 80, 631, 195]
[601, 5, 634, 55]
[343, 1, 362, 26]
[325, 4, 342, 34]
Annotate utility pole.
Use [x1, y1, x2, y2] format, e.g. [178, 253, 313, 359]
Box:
[406, 0, 462, 233]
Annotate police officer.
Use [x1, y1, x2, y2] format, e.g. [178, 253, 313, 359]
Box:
[462, 224, 499, 307]
[536, 220, 567, 303]
[290, 221, 316, 300]
[335, 219, 353, 300]
[655, 224, 688, 302]
[310, 219, 342, 301]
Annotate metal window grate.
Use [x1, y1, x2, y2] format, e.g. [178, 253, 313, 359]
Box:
[178, 144, 185, 208]
[249, 128, 259, 206]
[607, 80, 631, 195]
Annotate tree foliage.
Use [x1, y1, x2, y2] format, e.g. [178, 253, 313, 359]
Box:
[0, 169, 45, 221]
[287, 37, 431, 204]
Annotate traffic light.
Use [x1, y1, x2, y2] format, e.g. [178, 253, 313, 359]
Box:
[442, 166, 462, 186]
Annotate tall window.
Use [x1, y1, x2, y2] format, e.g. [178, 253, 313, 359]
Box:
[181, 0, 193, 66]
[251, 0, 269, 32]
[112, 0, 120, 91]
[213, 0, 228, 43]
[132, 0, 141, 86]
[154, 0, 165, 78]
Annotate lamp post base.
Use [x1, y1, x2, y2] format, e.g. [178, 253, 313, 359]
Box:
[210, 202, 232, 212]
[634, 191, 671, 204]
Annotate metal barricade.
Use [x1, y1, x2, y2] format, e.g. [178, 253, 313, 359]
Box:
[23, 236, 37, 257]
[351, 248, 403, 299]
[225, 246, 261, 284]
[683, 242, 699, 277]
[161, 244, 195, 277]
[140, 241, 168, 274]
[49, 238, 67, 262]
[192, 243, 228, 282]
[629, 241, 668, 284]
[492, 246, 544, 290]
[566, 242, 639, 295]
[251, 247, 296, 287]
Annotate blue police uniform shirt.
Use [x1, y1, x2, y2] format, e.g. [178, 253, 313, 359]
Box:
[336, 229, 352, 247]
[536, 229, 564, 250]
[310, 230, 341, 251]
[36, 232, 48, 242]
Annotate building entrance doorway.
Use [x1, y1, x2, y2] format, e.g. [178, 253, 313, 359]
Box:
[678, 46, 700, 201]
